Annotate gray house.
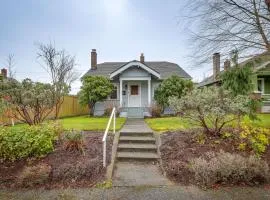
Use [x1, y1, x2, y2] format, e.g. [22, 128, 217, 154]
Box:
[83, 49, 192, 118]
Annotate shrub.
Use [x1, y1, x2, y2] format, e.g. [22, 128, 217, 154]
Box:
[78, 76, 114, 116]
[53, 158, 103, 182]
[0, 78, 56, 125]
[190, 151, 269, 187]
[169, 87, 252, 136]
[104, 103, 119, 117]
[154, 75, 193, 110]
[63, 130, 85, 153]
[239, 123, 270, 155]
[149, 103, 163, 117]
[18, 163, 51, 187]
[0, 122, 61, 161]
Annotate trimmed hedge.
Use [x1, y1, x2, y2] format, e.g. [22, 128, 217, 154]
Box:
[0, 122, 62, 161]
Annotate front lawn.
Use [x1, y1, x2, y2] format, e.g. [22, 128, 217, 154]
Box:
[145, 117, 193, 132]
[12, 116, 126, 131]
[60, 116, 126, 131]
[146, 114, 270, 132]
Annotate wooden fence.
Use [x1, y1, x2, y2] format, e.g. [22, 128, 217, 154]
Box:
[0, 95, 89, 125]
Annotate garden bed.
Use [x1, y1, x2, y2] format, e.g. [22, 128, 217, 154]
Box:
[0, 132, 113, 189]
[160, 130, 270, 187]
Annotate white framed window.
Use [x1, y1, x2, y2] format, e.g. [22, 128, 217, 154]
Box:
[109, 84, 118, 100]
[257, 78, 265, 94]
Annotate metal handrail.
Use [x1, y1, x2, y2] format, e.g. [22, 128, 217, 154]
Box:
[102, 107, 116, 167]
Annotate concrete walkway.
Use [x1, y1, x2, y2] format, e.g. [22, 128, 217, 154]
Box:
[120, 118, 153, 133]
[113, 119, 171, 186]
[1, 186, 270, 200]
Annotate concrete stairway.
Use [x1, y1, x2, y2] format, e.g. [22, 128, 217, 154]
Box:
[112, 119, 170, 186]
[117, 131, 159, 161]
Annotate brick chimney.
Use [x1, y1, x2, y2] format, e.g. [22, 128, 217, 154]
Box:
[91, 49, 97, 70]
[224, 59, 231, 71]
[1, 68, 7, 78]
[213, 53, 220, 80]
[140, 53, 145, 63]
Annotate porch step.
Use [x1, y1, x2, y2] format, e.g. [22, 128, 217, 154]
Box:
[119, 136, 156, 144]
[127, 107, 144, 118]
[118, 143, 157, 152]
[117, 152, 159, 161]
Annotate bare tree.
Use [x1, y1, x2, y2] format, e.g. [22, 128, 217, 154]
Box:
[181, 0, 270, 64]
[5, 54, 16, 78]
[37, 42, 78, 119]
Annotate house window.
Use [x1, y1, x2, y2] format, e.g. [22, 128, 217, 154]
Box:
[130, 85, 139, 95]
[257, 78, 264, 94]
[110, 85, 118, 99]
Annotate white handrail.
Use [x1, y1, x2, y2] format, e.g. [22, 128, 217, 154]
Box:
[102, 107, 116, 167]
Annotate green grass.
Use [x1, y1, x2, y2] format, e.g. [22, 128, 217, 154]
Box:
[11, 116, 126, 131]
[242, 114, 270, 129]
[145, 117, 193, 132]
[59, 116, 126, 131]
[145, 114, 270, 132]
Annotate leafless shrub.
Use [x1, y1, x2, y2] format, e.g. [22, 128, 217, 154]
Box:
[52, 158, 103, 182]
[149, 103, 163, 118]
[190, 151, 269, 187]
[104, 101, 119, 116]
[18, 163, 51, 187]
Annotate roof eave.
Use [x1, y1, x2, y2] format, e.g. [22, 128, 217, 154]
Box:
[109, 61, 161, 79]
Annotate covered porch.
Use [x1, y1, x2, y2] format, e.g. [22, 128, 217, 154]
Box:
[118, 78, 152, 118]
[252, 62, 270, 113]
[109, 61, 161, 118]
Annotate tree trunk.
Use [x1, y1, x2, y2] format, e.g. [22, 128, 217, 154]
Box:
[88, 102, 95, 116]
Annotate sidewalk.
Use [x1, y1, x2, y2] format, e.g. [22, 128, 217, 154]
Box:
[1, 186, 270, 200]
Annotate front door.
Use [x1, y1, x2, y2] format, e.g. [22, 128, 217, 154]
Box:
[128, 83, 141, 107]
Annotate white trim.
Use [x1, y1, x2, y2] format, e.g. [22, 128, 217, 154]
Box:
[148, 79, 151, 106]
[258, 78, 265, 94]
[120, 77, 151, 81]
[110, 61, 161, 79]
[120, 79, 123, 106]
[107, 83, 119, 100]
[255, 61, 270, 72]
[127, 82, 141, 107]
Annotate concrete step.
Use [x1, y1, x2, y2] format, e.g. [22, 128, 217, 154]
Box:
[117, 152, 159, 161]
[127, 107, 144, 119]
[120, 131, 153, 137]
[118, 143, 157, 152]
[119, 136, 156, 144]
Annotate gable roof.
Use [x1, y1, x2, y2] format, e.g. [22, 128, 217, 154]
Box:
[83, 61, 191, 80]
[198, 52, 270, 87]
[110, 61, 161, 79]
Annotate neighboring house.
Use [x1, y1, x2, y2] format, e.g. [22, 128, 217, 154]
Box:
[83, 49, 192, 117]
[198, 52, 270, 113]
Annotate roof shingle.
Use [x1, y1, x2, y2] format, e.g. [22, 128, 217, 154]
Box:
[83, 61, 191, 79]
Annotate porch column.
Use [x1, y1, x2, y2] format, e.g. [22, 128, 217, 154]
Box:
[148, 79, 151, 106]
[120, 79, 123, 107]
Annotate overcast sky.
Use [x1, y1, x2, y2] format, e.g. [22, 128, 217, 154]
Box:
[0, 0, 210, 94]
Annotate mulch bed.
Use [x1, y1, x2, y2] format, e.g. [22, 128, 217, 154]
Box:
[0, 132, 113, 189]
[160, 130, 270, 186]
